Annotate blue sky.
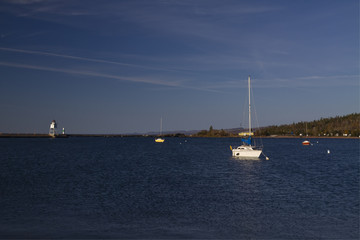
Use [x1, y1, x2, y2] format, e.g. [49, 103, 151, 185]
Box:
[0, 0, 358, 134]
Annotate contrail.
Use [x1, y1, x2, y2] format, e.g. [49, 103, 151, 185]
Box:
[0, 47, 179, 72]
[0, 61, 223, 92]
[0, 61, 180, 87]
[0, 47, 131, 65]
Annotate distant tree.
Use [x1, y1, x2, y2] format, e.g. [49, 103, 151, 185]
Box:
[258, 113, 359, 137]
[209, 125, 214, 136]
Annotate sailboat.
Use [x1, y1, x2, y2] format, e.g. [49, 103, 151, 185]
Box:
[155, 117, 165, 143]
[231, 75, 262, 158]
[302, 123, 310, 145]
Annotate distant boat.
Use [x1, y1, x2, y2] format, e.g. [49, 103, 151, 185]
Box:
[155, 138, 165, 143]
[231, 76, 262, 158]
[155, 117, 165, 143]
[302, 123, 310, 145]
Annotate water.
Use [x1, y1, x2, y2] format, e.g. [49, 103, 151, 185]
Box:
[0, 137, 359, 239]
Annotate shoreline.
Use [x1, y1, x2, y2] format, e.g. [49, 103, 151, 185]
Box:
[260, 135, 359, 139]
[0, 133, 358, 139]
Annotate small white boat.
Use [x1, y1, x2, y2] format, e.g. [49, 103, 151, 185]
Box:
[155, 117, 165, 143]
[302, 123, 310, 145]
[231, 76, 262, 158]
[155, 138, 165, 143]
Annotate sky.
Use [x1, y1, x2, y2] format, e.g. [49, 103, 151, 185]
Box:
[0, 0, 359, 134]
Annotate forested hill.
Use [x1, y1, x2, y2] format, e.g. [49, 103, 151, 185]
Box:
[259, 113, 360, 137]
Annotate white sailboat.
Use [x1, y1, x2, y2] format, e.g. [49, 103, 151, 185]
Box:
[302, 123, 310, 145]
[231, 75, 262, 158]
[155, 117, 165, 143]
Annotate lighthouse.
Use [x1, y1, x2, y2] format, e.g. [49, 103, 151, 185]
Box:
[49, 120, 57, 137]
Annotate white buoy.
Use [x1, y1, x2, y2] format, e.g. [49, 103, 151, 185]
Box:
[262, 152, 270, 160]
[327, 149, 330, 154]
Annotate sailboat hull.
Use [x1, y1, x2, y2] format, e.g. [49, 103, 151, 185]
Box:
[232, 145, 262, 158]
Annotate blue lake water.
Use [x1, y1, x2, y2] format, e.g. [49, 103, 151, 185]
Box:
[0, 137, 359, 239]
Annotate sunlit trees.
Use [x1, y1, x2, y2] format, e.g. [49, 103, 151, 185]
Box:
[259, 113, 359, 136]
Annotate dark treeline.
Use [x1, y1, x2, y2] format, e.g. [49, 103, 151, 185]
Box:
[193, 126, 237, 137]
[258, 113, 360, 137]
[192, 113, 359, 137]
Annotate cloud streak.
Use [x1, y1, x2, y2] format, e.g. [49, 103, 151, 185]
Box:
[0, 47, 183, 73]
[2, 0, 46, 4]
[0, 0, 281, 47]
[252, 75, 360, 89]
[0, 61, 227, 93]
[0, 61, 180, 87]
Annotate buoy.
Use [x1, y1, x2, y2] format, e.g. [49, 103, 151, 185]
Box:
[327, 149, 330, 154]
[261, 152, 270, 160]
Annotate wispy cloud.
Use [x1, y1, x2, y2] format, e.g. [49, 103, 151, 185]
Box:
[0, 61, 180, 87]
[295, 75, 358, 81]
[106, 1, 281, 45]
[0, 0, 95, 18]
[0, 0, 281, 45]
[1, 47, 357, 92]
[0, 47, 183, 73]
[3, 0, 47, 4]
[0, 47, 138, 67]
[201, 74, 360, 91]
[0, 61, 227, 93]
[252, 75, 360, 89]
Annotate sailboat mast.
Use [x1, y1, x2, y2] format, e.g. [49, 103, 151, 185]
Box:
[248, 75, 251, 135]
[160, 117, 162, 135]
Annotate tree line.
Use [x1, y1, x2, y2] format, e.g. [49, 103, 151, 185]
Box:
[193, 125, 236, 137]
[258, 113, 360, 137]
[192, 113, 360, 137]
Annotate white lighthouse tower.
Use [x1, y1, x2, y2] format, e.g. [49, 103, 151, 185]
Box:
[49, 120, 57, 137]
